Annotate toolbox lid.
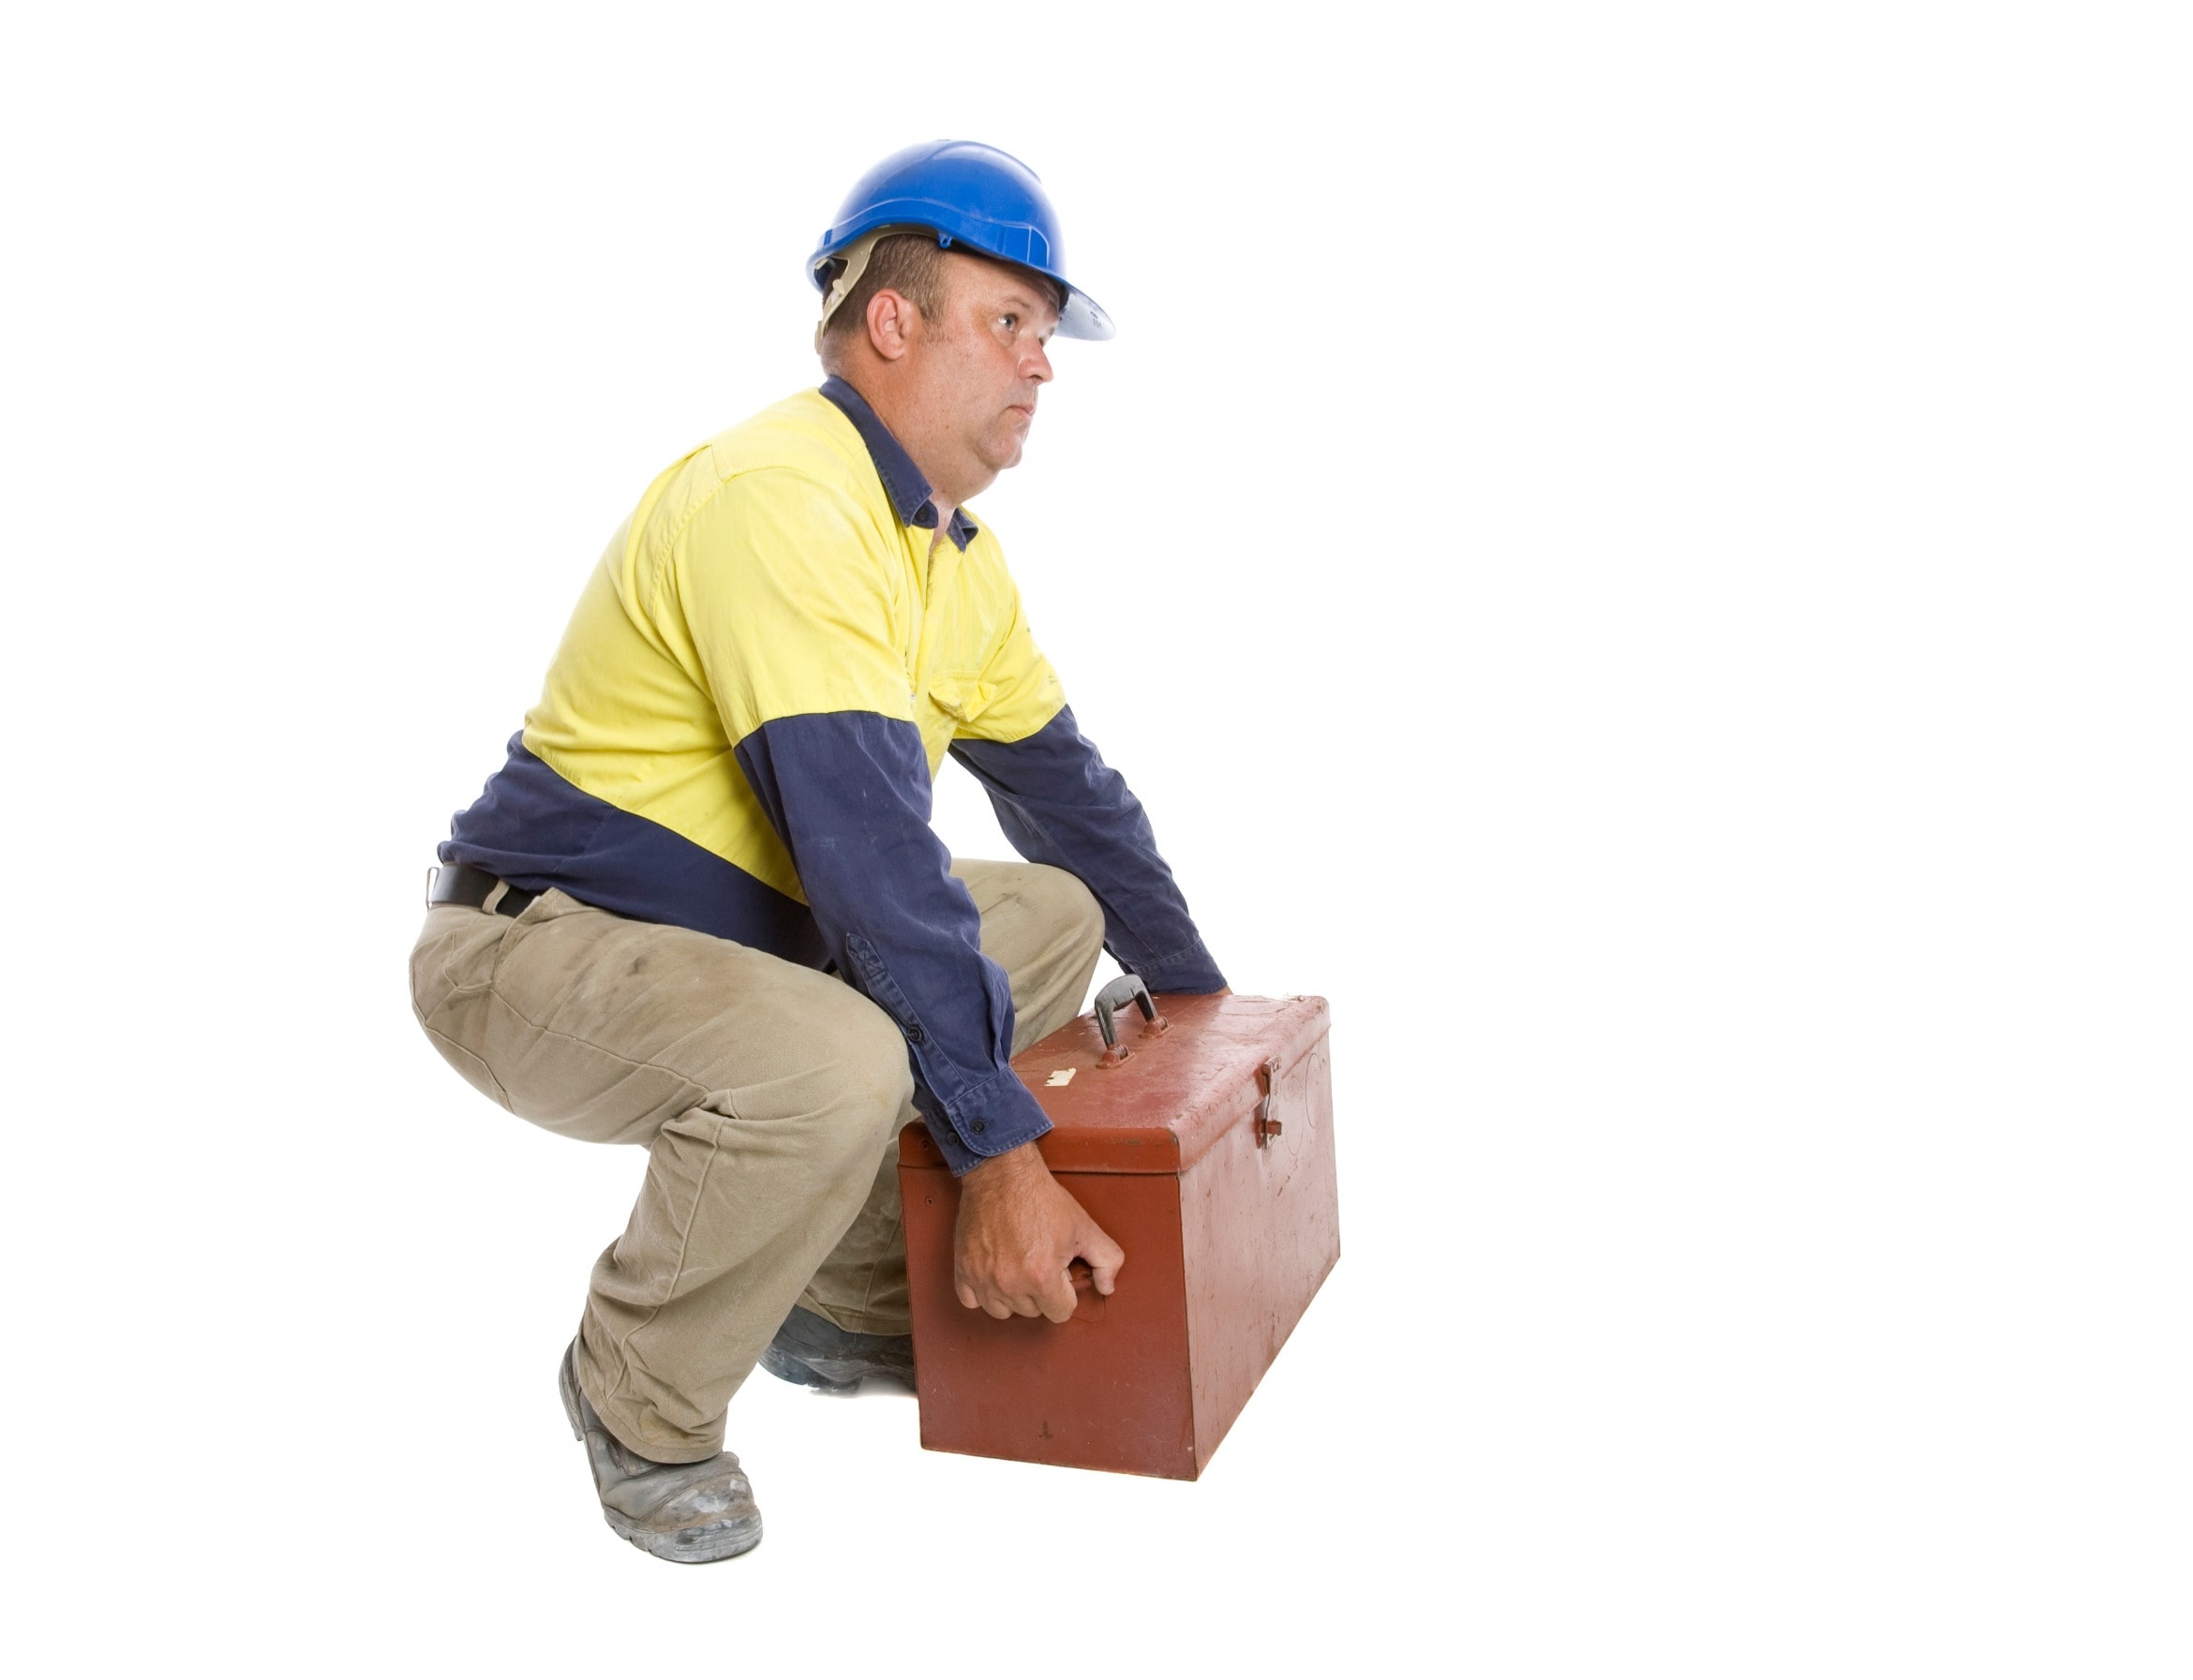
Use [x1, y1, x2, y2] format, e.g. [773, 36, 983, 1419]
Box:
[899, 992, 1330, 1175]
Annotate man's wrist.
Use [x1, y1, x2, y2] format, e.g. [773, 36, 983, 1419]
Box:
[961, 1139, 1047, 1195]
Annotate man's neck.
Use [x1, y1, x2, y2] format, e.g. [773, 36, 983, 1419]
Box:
[836, 366, 984, 512]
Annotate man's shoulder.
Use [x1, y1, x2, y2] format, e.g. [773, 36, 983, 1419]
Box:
[699, 389, 868, 495]
[636, 389, 888, 552]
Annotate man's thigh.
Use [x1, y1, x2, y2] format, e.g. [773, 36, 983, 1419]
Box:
[951, 858, 1105, 1053]
[416, 888, 908, 1148]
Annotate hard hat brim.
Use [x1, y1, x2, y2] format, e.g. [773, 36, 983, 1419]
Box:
[1057, 288, 1113, 342]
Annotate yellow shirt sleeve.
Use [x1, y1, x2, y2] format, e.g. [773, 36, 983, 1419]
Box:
[665, 467, 918, 744]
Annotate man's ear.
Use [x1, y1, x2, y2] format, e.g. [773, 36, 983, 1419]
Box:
[866, 290, 917, 363]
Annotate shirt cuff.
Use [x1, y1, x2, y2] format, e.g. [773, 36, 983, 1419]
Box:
[921, 1063, 1055, 1176]
[1127, 942, 1229, 996]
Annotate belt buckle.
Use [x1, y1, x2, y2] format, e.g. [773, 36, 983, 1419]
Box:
[424, 864, 441, 908]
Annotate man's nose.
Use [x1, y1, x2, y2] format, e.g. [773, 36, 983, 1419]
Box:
[1022, 339, 1053, 384]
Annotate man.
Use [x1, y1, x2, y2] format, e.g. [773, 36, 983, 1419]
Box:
[410, 140, 1225, 1564]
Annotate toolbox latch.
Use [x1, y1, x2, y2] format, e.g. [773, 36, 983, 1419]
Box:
[1255, 1056, 1285, 1147]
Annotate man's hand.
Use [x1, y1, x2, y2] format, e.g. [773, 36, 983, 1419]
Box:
[953, 1141, 1126, 1322]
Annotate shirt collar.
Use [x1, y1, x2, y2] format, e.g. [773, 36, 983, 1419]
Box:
[819, 377, 979, 552]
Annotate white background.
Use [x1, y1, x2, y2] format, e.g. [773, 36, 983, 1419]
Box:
[4, 3, 2187, 1674]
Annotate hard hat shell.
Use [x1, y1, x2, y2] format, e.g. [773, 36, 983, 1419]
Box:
[808, 140, 1113, 341]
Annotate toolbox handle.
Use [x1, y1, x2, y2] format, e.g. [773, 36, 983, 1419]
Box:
[1067, 1261, 1107, 1324]
[1093, 974, 1169, 1060]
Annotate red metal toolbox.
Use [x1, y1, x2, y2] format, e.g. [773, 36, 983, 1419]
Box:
[897, 988, 1337, 1479]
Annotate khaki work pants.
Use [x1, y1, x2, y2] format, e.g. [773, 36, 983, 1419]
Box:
[409, 860, 1104, 1463]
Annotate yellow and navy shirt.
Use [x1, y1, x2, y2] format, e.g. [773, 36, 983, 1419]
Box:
[442, 379, 1223, 1172]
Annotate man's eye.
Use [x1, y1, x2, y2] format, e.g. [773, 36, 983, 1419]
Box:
[999, 314, 1018, 332]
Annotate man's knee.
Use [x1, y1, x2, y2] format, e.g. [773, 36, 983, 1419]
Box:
[813, 986, 917, 1144]
[998, 862, 1105, 964]
[1050, 868, 1106, 962]
[628, 965, 916, 1164]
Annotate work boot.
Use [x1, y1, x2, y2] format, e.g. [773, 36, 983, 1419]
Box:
[558, 1341, 763, 1564]
[759, 1305, 916, 1393]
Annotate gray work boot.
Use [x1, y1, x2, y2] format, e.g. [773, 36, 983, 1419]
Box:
[558, 1342, 763, 1564]
[759, 1305, 916, 1393]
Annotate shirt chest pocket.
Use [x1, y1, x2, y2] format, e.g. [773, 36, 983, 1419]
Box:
[909, 673, 995, 771]
[924, 675, 997, 727]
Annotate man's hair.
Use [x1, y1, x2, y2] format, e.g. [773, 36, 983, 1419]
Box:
[817, 233, 949, 370]
[816, 234, 1067, 371]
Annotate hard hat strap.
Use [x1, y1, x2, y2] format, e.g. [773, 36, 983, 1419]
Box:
[813, 227, 937, 351]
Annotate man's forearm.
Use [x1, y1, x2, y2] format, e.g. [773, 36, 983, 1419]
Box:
[949, 708, 1227, 993]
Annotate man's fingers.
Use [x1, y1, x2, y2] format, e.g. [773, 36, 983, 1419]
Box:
[1082, 1227, 1127, 1296]
[1036, 1271, 1079, 1323]
[967, 1274, 1079, 1320]
[962, 1271, 1008, 1318]
[958, 1268, 1055, 1319]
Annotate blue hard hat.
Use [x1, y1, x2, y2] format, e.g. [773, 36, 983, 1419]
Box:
[808, 140, 1114, 341]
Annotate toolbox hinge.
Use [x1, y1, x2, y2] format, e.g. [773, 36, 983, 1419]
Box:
[1255, 1057, 1284, 1147]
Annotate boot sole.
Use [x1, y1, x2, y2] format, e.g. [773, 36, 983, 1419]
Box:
[603, 1506, 764, 1565]
[757, 1345, 863, 1393]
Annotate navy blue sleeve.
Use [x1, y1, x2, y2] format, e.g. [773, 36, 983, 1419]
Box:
[735, 711, 1052, 1176]
[949, 706, 1226, 994]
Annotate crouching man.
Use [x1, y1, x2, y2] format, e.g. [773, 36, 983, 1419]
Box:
[410, 140, 1226, 1562]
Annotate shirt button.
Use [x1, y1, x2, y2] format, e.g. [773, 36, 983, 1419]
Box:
[972, 1121, 987, 1134]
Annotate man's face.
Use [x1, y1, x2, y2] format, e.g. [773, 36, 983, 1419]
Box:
[903, 252, 1060, 502]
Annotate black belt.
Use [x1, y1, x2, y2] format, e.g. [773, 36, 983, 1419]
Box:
[426, 861, 539, 919]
